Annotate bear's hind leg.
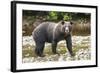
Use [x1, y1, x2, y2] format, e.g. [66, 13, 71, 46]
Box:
[35, 43, 45, 57]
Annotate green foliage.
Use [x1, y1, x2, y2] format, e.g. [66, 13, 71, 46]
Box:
[23, 10, 91, 36]
[63, 14, 72, 21]
[47, 11, 58, 21]
[23, 10, 75, 22]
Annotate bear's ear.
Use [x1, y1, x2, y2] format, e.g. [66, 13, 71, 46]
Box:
[61, 20, 65, 25]
[70, 21, 73, 25]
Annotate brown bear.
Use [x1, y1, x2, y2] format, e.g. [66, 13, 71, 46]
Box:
[32, 20, 74, 57]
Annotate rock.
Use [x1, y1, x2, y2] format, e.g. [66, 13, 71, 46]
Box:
[48, 54, 59, 61]
[22, 36, 91, 63]
[35, 57, 48, 62]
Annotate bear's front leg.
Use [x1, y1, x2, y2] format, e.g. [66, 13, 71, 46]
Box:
[52, 41, 60, 55]
[65, 34, 75, 56]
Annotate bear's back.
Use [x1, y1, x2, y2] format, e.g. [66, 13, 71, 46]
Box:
[32, 22, 56, 43]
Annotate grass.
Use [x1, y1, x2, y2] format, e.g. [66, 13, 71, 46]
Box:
[22, 36, 90, 59]
[72, 23, 90, 36]
[22, 45, 36, 58]
[22, 45, 67, 58]
[22, 43, 90, 58]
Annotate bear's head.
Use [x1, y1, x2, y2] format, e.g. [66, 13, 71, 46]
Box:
[58, 20, 73, 36]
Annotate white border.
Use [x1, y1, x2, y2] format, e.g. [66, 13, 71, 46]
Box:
[16, 3, 96, 70]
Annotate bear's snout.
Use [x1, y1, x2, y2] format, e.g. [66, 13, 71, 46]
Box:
[65, 27, 69, 33]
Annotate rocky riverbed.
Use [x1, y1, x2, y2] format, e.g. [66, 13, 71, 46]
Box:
[22, 36, 91, 63]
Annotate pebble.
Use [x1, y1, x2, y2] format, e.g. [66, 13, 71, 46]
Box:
[22, 36, 91, 63]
